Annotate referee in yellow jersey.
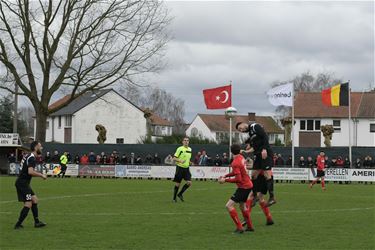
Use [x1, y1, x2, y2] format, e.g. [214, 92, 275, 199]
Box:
[172, 137, 193, 202]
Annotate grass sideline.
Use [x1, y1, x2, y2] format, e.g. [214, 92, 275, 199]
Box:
[0, 177, 374, 249]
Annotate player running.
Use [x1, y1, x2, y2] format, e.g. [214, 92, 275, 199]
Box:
[236, 122, 276, 207]
[14, 141, 47, 229]
[172, 137, 193, 202]
[58, 151, 68, 178]
[219, 144, 254, 234]
[309, 151, 326, 191]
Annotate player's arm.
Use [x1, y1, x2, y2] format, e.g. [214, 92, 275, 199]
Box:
[173, 148, 185, 164]
[27, 158, 47, 179]
[224, 170, 242, 183]
[241, 145, 254, 154]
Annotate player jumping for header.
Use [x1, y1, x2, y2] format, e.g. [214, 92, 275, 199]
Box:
[236, 121, 276, 207]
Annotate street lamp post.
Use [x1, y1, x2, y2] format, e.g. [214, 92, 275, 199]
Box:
[225, 107, 237, 159]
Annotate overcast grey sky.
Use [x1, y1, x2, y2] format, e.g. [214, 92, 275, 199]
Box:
[149, 1, 374, 122]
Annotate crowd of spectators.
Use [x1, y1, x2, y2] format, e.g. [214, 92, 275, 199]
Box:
[7, 149, 375, 169]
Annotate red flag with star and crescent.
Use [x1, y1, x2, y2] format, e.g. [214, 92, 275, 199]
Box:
[203, 85, 232, 109]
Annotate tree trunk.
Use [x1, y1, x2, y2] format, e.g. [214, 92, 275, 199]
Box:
[34, 108, 48, 143]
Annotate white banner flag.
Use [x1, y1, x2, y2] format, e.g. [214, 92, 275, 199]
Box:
[267, 83, 293, 107]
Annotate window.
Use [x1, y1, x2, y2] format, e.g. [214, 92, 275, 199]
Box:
[307, 120, 314, 131]
[333, 120, 341, 132]
[269, 134, 275, 142]
[46, 121, 49, 130]
[116, 138, 124, 144]
[65, 115, 72, 127]
[300, 120, 306, 130]
[58, 116, 61, 128]
[370, 124, 375, 133]
[315, 120, 321, 130]
[191, 128, 198, 137]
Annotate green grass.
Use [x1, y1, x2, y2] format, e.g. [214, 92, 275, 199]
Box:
[0, 177, 374, 250]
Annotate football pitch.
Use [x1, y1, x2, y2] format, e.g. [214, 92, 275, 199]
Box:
[0, 177, 374, 250]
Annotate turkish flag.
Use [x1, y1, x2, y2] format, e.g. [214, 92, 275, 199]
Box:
[203, 85, 232, 109]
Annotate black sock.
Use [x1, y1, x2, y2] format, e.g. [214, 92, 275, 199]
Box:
[266, 178, 274, 199]
[16, 207, 30, 226]
[178, 184, 190, 196]
[173, 186, 179, 200]
[31, 204, 39, 223]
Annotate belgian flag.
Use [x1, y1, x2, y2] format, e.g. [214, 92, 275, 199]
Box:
[321, 83, 349, 106]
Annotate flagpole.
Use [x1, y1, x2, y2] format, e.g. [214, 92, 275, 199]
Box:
[292, 84, 295, 168]
[348, 81, 352, 168]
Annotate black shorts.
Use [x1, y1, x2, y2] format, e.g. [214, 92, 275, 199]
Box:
[231, 188, 252, 203]
[317, 170, 325, 177]
[253, 154, 273, 171]
[60, 164, 67, 172]
[253, 175, 268, 195]
[15, 182, 35, 202]
[173, 166, 191, 183]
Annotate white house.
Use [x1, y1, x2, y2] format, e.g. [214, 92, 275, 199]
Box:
[37, 89, 148, 144]
[141, 108, 173, 140]
[293, 91, 375, 147]
[186, 113, 285, 145]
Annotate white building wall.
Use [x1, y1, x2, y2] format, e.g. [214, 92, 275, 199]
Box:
[355, 119, 375, 146]
[73, 91, 147, 143]
[186, 116, 216, 141]
[44, 116, 65, 143]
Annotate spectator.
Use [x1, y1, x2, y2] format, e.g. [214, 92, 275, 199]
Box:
[164, 154, 174, 165]
[298, 156, 306, 168]
[324, 156, 331, 169]
[213, 154, 222, 166]
[199, 150, 208, 166]
[330, 157, 337, 167]
[74, 155, 80, 164]
[273, 153, 278, 166]
[52, 150, 59, 163]
[67, 152, 72, 163]
[8, 153, 16, 163]
[275, 154, 285, 166]
[152, 153, 162, 165]
[222, 153, 229, 165]
[89, 151, 96, 164]
[206, 155, 213, 166]
[135, 155, 143, 165]
[113, 151, 120, 164]
[344, 157, 350, 168]
[120, 154, 128, 165]
[80, 154, 89, 165]
[306, 156, 315, 168]
[129, 152, 135, 165]
[96, 155, 102, 165]
[44, 152, 51, 163]
[144, 154, 153, 164]
[102, 155, 108, 164]
[108, 153, 115, 165]
[194, 151, 202, 165]
[286, 156, 292, 167]
[336, 156, 344, 167]
[363, 156, 372, 168]
[353, 158, 361, 168]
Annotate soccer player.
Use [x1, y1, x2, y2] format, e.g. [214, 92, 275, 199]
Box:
[58, 151, 68, 178]
[219, 144, 254, 234]
[172, 137, 192, 202]
[14, 141, 47, 229]
[310, 151, 326, 190]
[236, 122, 276, 207]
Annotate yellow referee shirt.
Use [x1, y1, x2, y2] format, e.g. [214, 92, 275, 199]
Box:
[174, 146, 192, 168]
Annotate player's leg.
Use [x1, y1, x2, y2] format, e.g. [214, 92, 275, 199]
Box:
[177, 169, 192, 201]
[225, 198, 244, 233]
[263, 157, 276, 206]
[31, 195, 46, 228]
[15, 185, 33, 229]
[321, 176, 326, 190]
[239, 201, 254, 231]
[258, 180, 274, 225]
[172, 167, 182, 202]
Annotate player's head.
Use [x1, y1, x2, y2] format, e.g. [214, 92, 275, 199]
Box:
[30, 140, 42, 155]
[235, 122, 249, 132]
[230, 144, 241, 155]
[320, 151, 325, 156]
[182, 137, 189, 146]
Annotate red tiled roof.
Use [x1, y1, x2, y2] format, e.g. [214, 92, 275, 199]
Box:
[48, 94, 72, 110]
[197, 114, 284, 134]
[141, 108, 173, 126]
[294, 91, 375, 118]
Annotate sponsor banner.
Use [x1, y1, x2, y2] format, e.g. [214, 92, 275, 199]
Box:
[45, 163, 79, 176]
[8, 163, 20, 175]
[267, 83, 293, 107]
[125, 165, 152, 177]
[0, 133, 19, 146]
[78, 165, 115, 177]
[349, 169, 375, 182]
[190, 166, 229, 179]
[308, 168, 350, 181]
[273, 167, 309, 181]
[115, 165, 127, 177]
[151, 165, 175, 178]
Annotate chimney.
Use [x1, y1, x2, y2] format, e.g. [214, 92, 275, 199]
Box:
[248, 112, 256, 123]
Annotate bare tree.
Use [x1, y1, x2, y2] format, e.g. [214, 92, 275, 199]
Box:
[0, 0, 171, 142]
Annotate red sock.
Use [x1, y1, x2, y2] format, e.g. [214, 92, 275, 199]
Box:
[321, 179, 325, 188]
[260, 201, 272, 221]
[229, 208, 243, 230]
[247, 199, 253, 214]
[241, 209, 253, 229]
